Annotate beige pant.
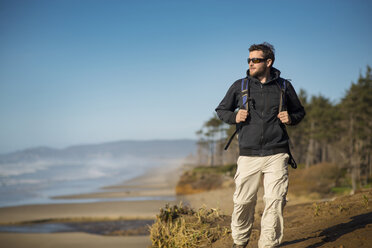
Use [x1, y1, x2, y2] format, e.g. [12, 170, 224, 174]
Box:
[231, 153, 289, 248]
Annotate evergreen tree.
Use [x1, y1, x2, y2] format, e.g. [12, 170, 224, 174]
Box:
[338, 66, 372, 192]
[196, 114, 226, 166]
[304, 95, 338, 167]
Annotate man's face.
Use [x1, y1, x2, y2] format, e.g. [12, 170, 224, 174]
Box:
[248, 50, 271, 78]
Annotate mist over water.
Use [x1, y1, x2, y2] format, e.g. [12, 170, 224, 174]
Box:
[0, 155, 184, 207]
[0, 140, 196, 207]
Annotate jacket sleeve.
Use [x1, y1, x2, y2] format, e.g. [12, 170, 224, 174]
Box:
[215, 81, 240, 125]
[286, 81, 306, 125]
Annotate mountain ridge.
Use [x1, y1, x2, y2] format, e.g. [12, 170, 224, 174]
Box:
[0, 139, 197, 163]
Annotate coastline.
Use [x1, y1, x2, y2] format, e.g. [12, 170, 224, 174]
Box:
[3, 160, 371, 248]
[0, 161, 185, 248]
[51, 160, 183, 201]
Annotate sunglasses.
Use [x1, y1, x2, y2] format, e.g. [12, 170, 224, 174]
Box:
[247, 58, 267, 64]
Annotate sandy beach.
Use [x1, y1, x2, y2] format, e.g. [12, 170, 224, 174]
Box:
[0, 163, 184, 248]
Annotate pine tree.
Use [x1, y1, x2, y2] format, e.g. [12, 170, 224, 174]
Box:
[338, 66, 372, 192]
[304, 95, 338, 167]
[197, 114, 226, 166]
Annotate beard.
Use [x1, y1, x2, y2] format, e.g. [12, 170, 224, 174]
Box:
[249, 66, 268, 79]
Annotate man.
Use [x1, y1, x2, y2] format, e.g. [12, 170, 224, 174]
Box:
[215, 42, 305, 248]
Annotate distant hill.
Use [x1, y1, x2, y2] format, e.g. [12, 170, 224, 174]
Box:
[0, 139, 197, 164]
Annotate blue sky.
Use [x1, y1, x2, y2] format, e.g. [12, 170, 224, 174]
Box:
[0, 0, 371, 154]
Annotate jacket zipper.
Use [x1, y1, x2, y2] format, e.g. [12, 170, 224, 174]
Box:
[260, 83, 264, 155]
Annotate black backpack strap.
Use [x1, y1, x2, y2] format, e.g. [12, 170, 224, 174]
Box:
[224, 129, 237, 150]
[277, 78, 287, 113]
[224, 78, 249, 150]
[277, 78, 297, 169]
[241, 78, 250, 110]
[288, 142, 297, 169]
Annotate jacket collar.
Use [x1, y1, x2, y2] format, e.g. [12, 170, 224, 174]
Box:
[246, 67, 281, 84]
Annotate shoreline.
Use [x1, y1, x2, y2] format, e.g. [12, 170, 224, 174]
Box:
[0, 160, 186, 248]
[51, 160, 183, 201]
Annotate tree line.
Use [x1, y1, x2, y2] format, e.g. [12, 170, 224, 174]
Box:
[196, 66, 372, 192]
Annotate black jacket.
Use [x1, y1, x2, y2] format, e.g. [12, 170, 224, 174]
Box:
[215, 68, 305, 156]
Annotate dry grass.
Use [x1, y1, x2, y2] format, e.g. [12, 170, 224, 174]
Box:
[149, 203, 230, 247]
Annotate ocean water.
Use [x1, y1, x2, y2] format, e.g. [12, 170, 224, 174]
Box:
[0, 156, 181, 207]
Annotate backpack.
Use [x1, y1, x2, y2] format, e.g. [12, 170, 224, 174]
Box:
[224, 78, 297, 169]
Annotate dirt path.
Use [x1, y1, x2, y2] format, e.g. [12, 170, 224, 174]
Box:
[278, 189, 372, 248]
[207, 188, 372, 248]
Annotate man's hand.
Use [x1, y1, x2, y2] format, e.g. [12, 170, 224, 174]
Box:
[236, 109, 248, 123]
[277, 111, 291, 124]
